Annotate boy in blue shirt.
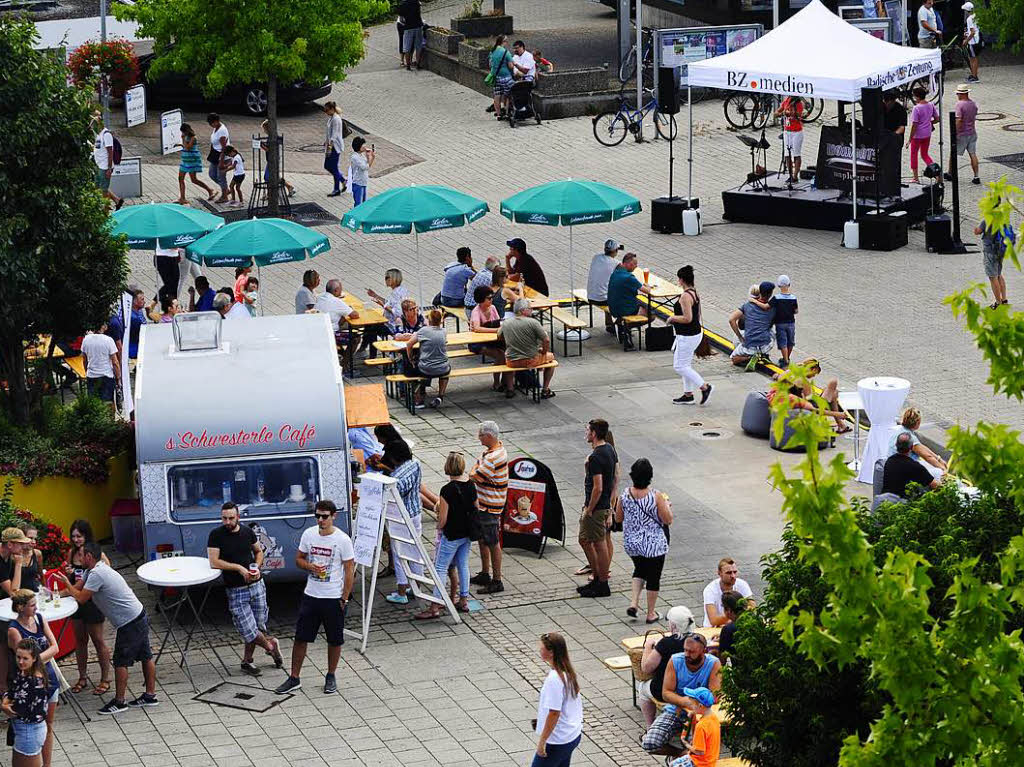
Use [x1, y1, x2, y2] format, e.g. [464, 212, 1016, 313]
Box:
[770, 275, 798, 367]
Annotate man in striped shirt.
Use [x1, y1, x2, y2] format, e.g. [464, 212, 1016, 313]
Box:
[469, 420, 508, 594]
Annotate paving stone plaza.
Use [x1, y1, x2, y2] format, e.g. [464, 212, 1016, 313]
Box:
[39, 1, 1024, 766]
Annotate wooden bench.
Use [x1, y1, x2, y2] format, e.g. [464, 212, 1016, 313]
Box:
[602, 655, 631, 672]
[439, 306, 464, 332]
[547, 306, 589, 357]
[372, 349, 477, 393]
[571, 289, 610, 329]
[386, 360, 559, 414]
[618, 315, 649, 351]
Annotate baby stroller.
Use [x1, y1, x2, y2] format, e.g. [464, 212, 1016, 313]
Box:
[507, 80, 542, 128]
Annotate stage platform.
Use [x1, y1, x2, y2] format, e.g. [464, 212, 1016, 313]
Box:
[721, 173, 935, 232]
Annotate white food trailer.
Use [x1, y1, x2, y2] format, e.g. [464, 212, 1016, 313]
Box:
[134, 313, 352, 580]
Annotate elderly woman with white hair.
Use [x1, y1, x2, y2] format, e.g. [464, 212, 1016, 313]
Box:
[362, 268, 411, 358]
[636, 605, 695, 726]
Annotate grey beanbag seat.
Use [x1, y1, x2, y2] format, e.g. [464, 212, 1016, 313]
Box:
[872, 457, 886, 498]
[871, 492, 908, 513]
[770, 408, 831, 452]
[741, 391, 772, 438]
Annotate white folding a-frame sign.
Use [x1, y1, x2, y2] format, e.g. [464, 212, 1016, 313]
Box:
[351, 472, 460, 652]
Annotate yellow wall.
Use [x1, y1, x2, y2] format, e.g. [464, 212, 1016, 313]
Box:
[1, 453, 135, 540]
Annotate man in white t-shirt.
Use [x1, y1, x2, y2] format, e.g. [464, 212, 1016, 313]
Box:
[206, 113, 230, 203]
[314, 279, 359, 328]
[511, 40, 537, 82]
[92, 112, 123, 210]
[81, 326, 121, 411]
[702, 557, 754, 626]
[214, 292, 251, 321]
[587, 239, 621, 334]
[275, 500, 354, 695]
[917, 0, 941, 48]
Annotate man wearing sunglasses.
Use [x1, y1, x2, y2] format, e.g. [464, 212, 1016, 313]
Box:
[275, 500, 354, 695]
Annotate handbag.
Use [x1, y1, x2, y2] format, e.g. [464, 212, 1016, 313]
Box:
[695, 332, 713, 359]
[645, 325, 674, 352]
[484, 71, 495, 85]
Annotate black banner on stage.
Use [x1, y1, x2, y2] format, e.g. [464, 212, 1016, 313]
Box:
[815, 125, 902, 198]
[501, 457, 565, 557]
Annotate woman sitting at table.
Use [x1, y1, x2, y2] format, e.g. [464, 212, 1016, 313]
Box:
[8, 590, 60, 767]
[768, 357, 851, 433]
[392, 299, 425, 342]
[636, 605, 695, 726]
[406, 309, 451, 409]
[61, 520, 112, 696]
[17, 527, 42, 594]
[490, 266, 518, 320]
[361, 268, 411, 358]
[468, 286, 505, 391]
[886, 407, 947, 479]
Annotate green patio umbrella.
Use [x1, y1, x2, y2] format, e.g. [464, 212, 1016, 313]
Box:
[340, 185, 489, 304]
[185, 217, 330, 268]
[110, 203, 224, 249]
[500, 179, 641, 296]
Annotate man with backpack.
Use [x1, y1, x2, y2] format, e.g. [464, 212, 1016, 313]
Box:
[975, 212, 1013, 309]
[92, 112, 124, 210]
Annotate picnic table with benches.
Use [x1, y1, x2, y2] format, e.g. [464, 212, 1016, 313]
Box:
[571, 268, 682, 351]
[507, 282, 589, 357]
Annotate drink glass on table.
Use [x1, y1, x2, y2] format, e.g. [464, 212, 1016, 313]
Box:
[643, 268, 650, 284]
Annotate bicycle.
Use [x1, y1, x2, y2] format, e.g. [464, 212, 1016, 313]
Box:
[619, 24, 654, 84]
[723, 93, 822, 130]
[592, 88, 678, 147]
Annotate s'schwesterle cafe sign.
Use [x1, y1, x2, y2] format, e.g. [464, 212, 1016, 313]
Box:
[163, 423, 318, 452]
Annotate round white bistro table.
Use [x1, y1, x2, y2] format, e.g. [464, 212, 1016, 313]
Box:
[137, 556, 225, 690]
[856, 376, 911, 484]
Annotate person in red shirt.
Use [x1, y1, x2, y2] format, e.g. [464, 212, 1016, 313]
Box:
[774, 96, 804, 182]
[233, 266, 252, 304]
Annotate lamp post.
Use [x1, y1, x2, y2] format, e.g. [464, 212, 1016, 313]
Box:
[636, 0, 643, 112]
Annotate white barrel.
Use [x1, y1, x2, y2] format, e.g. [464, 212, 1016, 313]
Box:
[682, 208, 702, 236]
[843, 220, 859, 249]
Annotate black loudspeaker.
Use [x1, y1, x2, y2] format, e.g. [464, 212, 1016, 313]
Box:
[857, 214, 908, 251]
[657, 67, 680, 115]
[650, 196, 686, 233]
[925, 215, 954, 252]
[860, 87, 883, 131]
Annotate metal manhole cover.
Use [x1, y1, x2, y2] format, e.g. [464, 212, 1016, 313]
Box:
[688, 422, 703, 427]
[1002, 124, 1024, 133]
[976, 112, 1005, 121]
[690, 429, 733, 441]
[987, 153, 1024, 173]
[194, 681, 290, 712]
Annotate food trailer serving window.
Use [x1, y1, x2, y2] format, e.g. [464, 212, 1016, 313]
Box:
[168, 456, 320, 522]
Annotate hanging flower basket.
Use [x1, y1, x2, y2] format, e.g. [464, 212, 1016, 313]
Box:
[67, 39, 139, 98]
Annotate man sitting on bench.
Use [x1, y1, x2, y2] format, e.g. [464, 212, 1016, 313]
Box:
[607, 252, 652, 350]
[498, 298, 555, 400]
[642, 633, 721, 754]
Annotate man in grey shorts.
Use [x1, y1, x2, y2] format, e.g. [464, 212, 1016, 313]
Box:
[58, 542, 158, 715]
[975, 216, 1012, 309]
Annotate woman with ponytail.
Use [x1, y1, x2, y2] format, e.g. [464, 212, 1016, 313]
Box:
[533, 632, 583, 766]
[667, 265, 712, 406]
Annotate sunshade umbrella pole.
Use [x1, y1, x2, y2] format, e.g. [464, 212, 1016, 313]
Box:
[559, 225, 591, 343]
[415, 229, 424, 307]
[257, 263, 264, 316]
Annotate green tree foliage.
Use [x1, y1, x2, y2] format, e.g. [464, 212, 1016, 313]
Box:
[976, 0, 1024, 54]
[116, 0, 388, 213]
[722, 527, 879, 767]
[0, 18, 129, 425]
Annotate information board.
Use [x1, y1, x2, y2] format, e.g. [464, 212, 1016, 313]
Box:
[352, 477, 383, 566]
[161, 108, 183, 155]
[883, 0, 907, 43]
[125, 84, 146, 128]
[656, 24, 762, 85]
[110, 156, 142, 199]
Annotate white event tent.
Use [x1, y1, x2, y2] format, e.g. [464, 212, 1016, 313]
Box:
[684, 0, 943, 217]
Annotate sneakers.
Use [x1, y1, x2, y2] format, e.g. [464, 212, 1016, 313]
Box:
[324, 673, 338, 695]
[274, 676, 301, 695]
[478, 579, 504, 595]
[699, 383, 714, 405]
[98, 699, 129, 715]
[430, 396, 443, 408]
[673, 394, 696, 405]
[966, 75, 979, 83]
[972, 177, 981, 185]
[385, 592, 409, 604]
[580, 580, 611, 598]
[943, 172, 954, 182]
[127, 693, 159, 708]
[240, 661, 261, 676]
[469, 571, 492, 586]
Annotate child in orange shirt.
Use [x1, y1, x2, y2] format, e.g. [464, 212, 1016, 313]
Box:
[671, 686, 720, 767]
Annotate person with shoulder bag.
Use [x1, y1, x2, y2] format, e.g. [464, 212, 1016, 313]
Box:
[616, 458, 672, 624]
[488, 35, 514, 118]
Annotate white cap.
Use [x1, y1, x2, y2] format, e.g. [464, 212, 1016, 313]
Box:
[777, 274, 791, 287]
[666, 605, 695, 637]
[962, 1, 974, 9]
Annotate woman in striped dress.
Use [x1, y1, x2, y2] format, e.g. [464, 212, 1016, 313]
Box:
[615, 458, 672, 624]
[177, 123, 217, 203]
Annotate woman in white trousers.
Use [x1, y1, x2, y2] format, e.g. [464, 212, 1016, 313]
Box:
[667, 265, 713, 406]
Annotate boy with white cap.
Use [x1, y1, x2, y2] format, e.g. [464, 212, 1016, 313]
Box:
[770, 275, 798, 368]
[962, 2, 980, 83]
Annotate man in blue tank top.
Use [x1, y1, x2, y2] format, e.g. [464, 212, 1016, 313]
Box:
[641, 633, 722, 753]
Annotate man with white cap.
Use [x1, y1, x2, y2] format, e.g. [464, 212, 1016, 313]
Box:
[587, 239, 622, 334]
[636, 605, 695, 725]
[962, 2, 980, 83]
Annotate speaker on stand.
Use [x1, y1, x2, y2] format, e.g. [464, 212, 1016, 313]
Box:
[651, 66, 699, 235]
